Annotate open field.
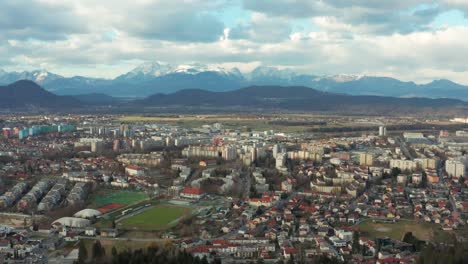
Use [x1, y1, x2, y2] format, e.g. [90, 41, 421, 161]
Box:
[118, 114, 314, 132]
[357, 219, 454, 242]
[117, 114, 465, 134]
[88, 189, 149, 208]
[120, 205, 190, 230]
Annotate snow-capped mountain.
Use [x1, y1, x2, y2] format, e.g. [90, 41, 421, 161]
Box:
[116, 62, 243, 82]
[172, 63, 243, 78]
[248, 66, 297, 81]
[316, 74, 364, 83]
[1, 63, 468, 100]
[118, 61, 175, 80]
[0, 69, 63, 85]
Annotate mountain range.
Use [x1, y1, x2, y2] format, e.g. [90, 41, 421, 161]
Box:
[1, 80, 465, 115]
[137, 86, 466, 114]
[1, 62, 468, 100]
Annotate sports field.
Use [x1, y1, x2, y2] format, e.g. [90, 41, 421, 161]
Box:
[120, 205, 190, 230]
[357, 220, 453, 242]
[90, 189, 149, 207]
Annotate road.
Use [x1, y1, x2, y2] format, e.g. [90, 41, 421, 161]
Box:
[77, 235, 171, 242]
[396, 136, 414, 159]
[439, 163, 460, 222]
[184, 169, 197, 184]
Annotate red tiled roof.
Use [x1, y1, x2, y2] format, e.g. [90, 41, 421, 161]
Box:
[249, 197, 271, 203]
[126, 165, 142, 170]
[284, 247, 298, 254]
[182, 187, 204, 195]
[97, 203, 125, 213]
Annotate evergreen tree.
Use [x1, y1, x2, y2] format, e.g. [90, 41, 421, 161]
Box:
[78, 240, 88, 264]
[111, 246, 118, 258]
[92, 240, 105, 259]
[352, 231, 360, 253]
[390, 167, 401, 177]
[420, 171, 428, 188]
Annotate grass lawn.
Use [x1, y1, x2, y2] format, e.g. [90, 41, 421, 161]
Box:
[120, 205, 190, 230]
[89, 189, 149, 208]
[357, 219, 453, 242]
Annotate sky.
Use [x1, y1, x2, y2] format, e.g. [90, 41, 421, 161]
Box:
[1, 0, 468, 84]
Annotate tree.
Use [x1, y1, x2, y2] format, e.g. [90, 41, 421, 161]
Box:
[280, 192, 288, 200]
[352, 231, 360, 253]
[390, 167, 401, 178]
[402, 232, 421, 251]
[32, 220, 39, 231]
[111, 246, 118, 258]
[92, 240, 105, 259]
[420, 171, 428, 188]
[78, 240, 88, 264]
[250, 185, 260, 198]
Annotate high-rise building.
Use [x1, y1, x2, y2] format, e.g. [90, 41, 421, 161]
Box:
[419, 158, 439, 170]
[360, 153, 374, 166]
[91, 141, 104, 153]
[273, 144, 279, 158]
[390, 159, 417, 171]
[222, 146, 237, 160]
[113, 140, 121, 152]
[2, 128, 11, 138]
[439, 130, 449, 137]
[276, 153, 286, 169]
[445, 159, 466, 177]
[379, 126, 387, 136]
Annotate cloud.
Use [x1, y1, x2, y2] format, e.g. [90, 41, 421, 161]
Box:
[242, 0, 442, 35]
[243, 0, 431, 15]
[4, 23, 468, 82]
[229, 13, 292, 42]
[444, 0, 468, 14]
[108, 1, 226, 42]
[318, 5, 442, 35]
[0, 0, 88, 40]
[0, 0, 467, 84]
[242, 0, 328, 18]
[0, 0, 227, 43]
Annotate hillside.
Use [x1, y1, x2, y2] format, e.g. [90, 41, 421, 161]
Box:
[0, 80, 82, 109]
[138, 85, 467, 114]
